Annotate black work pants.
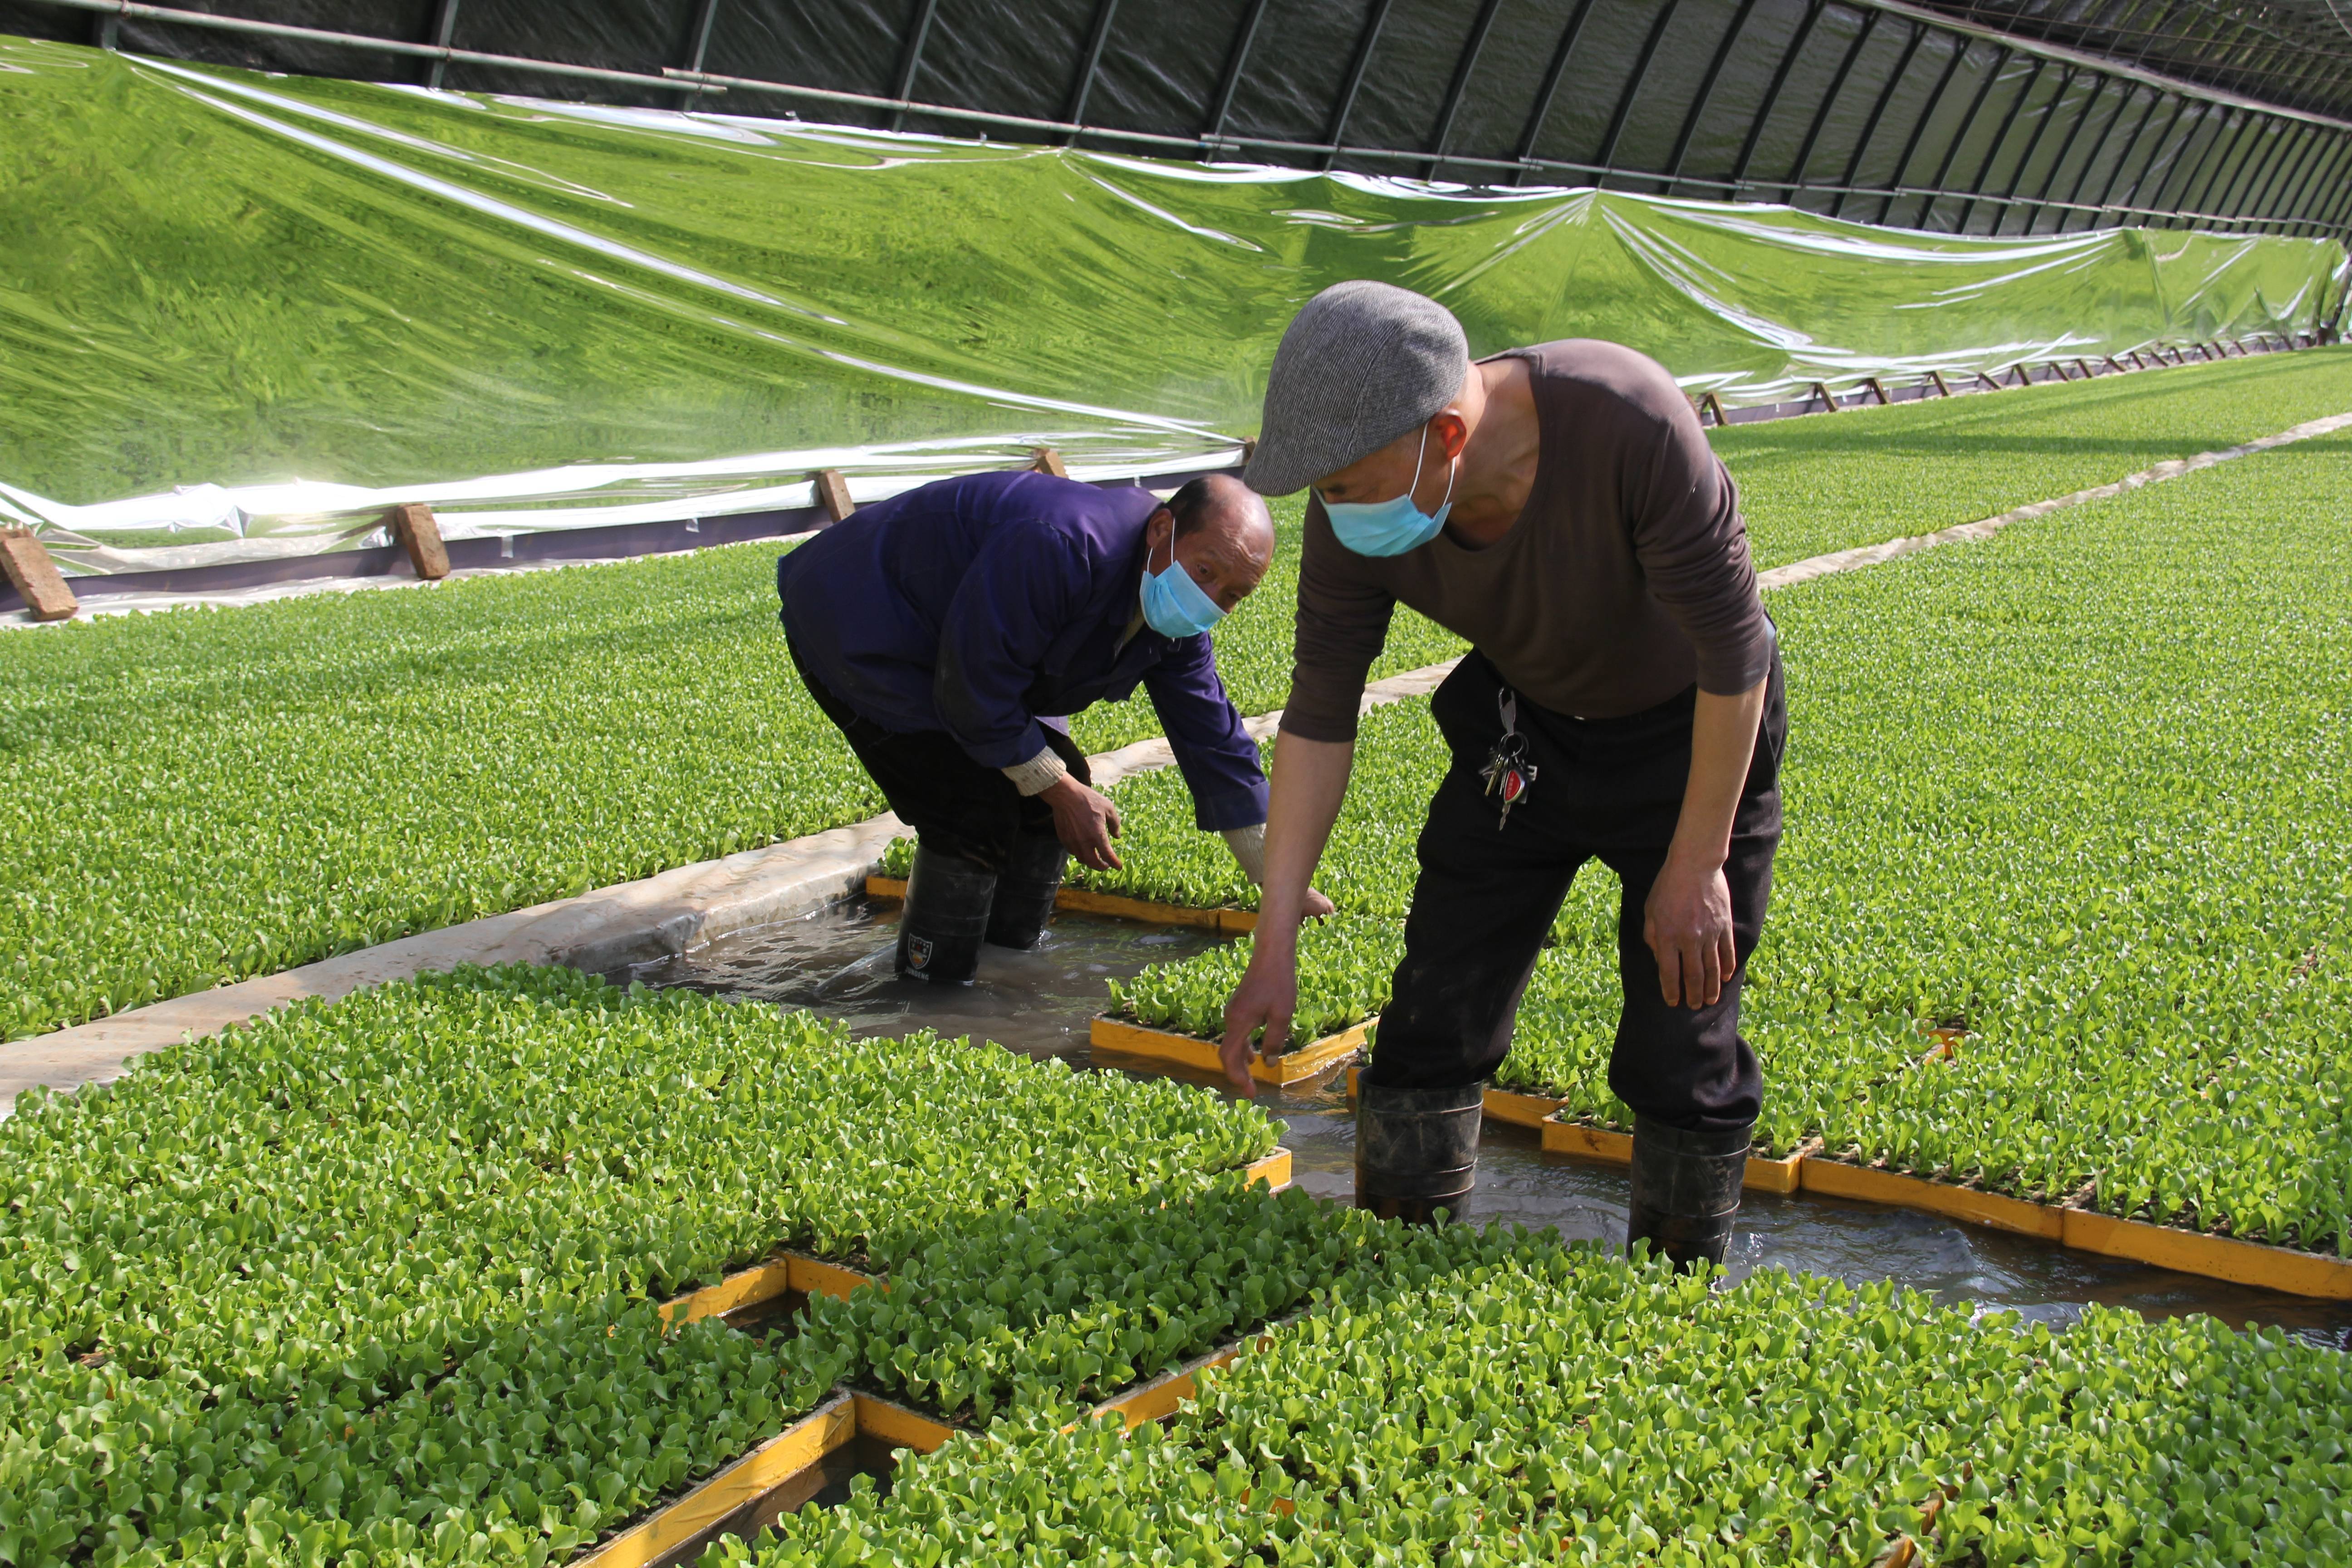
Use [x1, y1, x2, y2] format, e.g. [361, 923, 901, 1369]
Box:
[788, 637, 1088, 875]
[1368, 647, 1786, 1134]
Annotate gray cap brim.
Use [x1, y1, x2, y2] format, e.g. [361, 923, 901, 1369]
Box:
[1245, 280, 1470, 496]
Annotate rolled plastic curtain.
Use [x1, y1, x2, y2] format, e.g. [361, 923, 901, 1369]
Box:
[0, 34, 2340, 574]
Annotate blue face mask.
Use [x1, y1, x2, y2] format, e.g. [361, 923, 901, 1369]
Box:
[1319, 424, 1455, 557]
[1140, 530, 1225, 637]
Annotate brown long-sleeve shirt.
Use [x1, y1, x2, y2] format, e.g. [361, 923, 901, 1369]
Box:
[1281, 338, 1774, 741]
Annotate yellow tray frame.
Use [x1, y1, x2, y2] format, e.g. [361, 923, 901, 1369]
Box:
[867, 875, 1255, 935]
[1092, 1014, 1367, 1086]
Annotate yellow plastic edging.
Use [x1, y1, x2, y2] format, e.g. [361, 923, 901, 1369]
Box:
[1799, 1160, 2063, 1240]
[1092, 1014, 1367, 1085]
[865, 876, 1253, 935]
[2060, 1208, 2352, 1299]
[1483, 1088, 1565, 1128]
[1538, 1114, 1808, 1196]
[658, 1253, 879, 1328]
[1088, 1343, 1245, 1431]
[573, 1394, 855, 1568]
[1245, 1147, 1293, 1190]
[850, 1392, 958, 1455]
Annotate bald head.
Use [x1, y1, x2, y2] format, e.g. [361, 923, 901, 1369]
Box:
[1146, 473, 1276, 615]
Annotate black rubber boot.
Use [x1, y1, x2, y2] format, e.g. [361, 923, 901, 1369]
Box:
[1626, 1114, 1754, 1270]
[1354, 1079, 1484, 1225]
[984, 832, 1066, 950]
[895, 844, 995, 985]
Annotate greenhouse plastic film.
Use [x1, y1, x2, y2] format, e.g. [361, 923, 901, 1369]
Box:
[0, 33, 2340, 576]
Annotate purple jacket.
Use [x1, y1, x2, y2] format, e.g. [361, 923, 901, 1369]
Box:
[776, 470, 1268, 831]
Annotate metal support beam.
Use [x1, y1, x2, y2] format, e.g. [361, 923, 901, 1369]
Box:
[1203, 0, 1270, 141]
[2222, 117, 2297, 218]
[1321, 0, 1396, 172]
[1954, 55, 2051, 235]
[1425, 0, 1506, 177]
[1919, 44, 2013, 231]
[1663, 0, 1759, 194]
[1060, 0, 1121, 142]
[2272, 126, 2338, 222]
[2205, 113, 2272, 216]
[2244, 122, 2318, 219]
[673, 0, 722, 111]
[2275, 132, 2350, 231]
[1987, 63, 2077, 233]
[1514, 0, 1600, 182]
[2148, 101, 2230, 215]
[1831, 18, 1924, 217]
[1784, 8, 1882, 200]
[2021, 71, 2107, 232]
[423, 0, 460, 90]
[1593, 0, 1682, 183]
[888, 0, 941, 132]
[2111, 92, 2191, 217]
[2056, 78, 2138, 223]
[1878, 30, 1974, 222]
[2180, 109, 2258, 221]
[2312, 139, 2352, 233]
[1730, 0, 1828, 186]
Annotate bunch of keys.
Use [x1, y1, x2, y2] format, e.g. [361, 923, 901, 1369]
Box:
[1477, 689, 1537, 829]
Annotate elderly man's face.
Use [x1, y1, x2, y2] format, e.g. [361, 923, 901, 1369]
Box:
[1145, 505, 1271, 614]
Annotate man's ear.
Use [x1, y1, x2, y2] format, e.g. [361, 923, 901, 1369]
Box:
[1146, 506, 1176, 546]
[1430, 411, 1471, 460]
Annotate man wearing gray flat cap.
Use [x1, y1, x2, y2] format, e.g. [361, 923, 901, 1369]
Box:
[1220, 280, 1784, 1271]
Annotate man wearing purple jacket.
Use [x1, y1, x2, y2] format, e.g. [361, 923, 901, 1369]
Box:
[779, 468, 1318, 985]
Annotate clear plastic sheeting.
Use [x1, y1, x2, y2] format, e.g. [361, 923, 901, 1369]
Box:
[0, 35, 2340, 575]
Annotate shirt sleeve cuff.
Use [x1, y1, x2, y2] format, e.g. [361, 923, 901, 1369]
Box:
[1220, 823, 1268, 886]
[1001, 746, 1070, 797]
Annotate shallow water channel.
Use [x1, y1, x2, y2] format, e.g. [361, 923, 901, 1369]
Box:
[624, 899, 2352, 1352]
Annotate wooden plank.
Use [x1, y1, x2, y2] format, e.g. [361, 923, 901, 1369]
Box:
[1928, 369, 1952, 397]
[1700, 390, 1729, 427]
[1798, 1158, 2063, 1240]
[1090, 1014, 1366, 1085]
[574, 1394, 854, 1568]
[809, 468, 855, 522]
[1244, 1147, 1292, 1190]
[1809, 381, 1839, 412]
[2060, 1208, 2352, 1300]
[1030, 446, 1069, 479]
[388, 502, 450, 580]
[851, 1392, 957, 1454]
[1864, 376, 1891, 405]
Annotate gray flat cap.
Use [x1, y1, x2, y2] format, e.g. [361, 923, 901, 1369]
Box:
[1245, 281, 1470, 496]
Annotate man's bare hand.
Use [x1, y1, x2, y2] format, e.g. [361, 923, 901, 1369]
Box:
[1218, 945, 1298, 1098]
[1041, 775, 1123, 872]
[1643, 855, 1736, 1008]
[1302, 887, 1336, 919]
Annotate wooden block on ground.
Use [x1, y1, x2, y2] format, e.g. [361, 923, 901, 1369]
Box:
[1864, 376, 1891, 404]
[1928, 369, 1952, 397]
[1030, 446, 1069, 478]
[1700, 390, 1730, 426]
[0, 529, 78, 620]
[810, 468, 855, 522]
[1809, 381, 1839, 411]
[389, 502, 450, 580]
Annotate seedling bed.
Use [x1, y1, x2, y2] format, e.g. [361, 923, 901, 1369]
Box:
[866, 874, 1255, 934]
[1093, 1013, 1367, 1085]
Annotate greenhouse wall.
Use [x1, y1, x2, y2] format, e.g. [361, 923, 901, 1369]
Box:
[0, 35, 2341, 575]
